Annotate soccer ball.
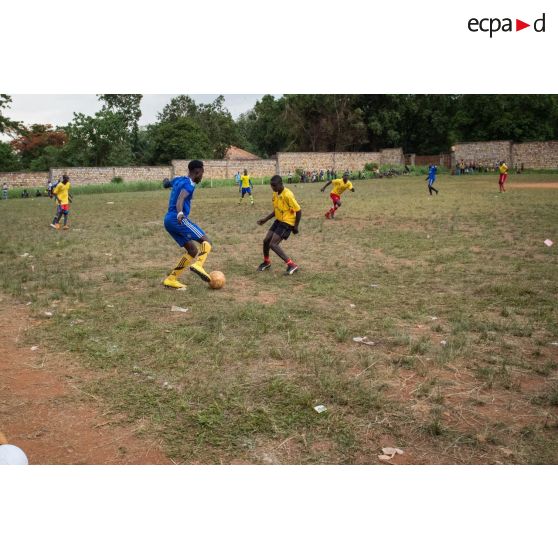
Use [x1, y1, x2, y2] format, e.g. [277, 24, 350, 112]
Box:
[209, 271, 226, 289]
[0, 444, 29, 465]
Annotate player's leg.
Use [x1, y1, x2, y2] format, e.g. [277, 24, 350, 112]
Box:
[502, 174, 507, 192]
[258, 229, 274, 271]
[50, 205, 62, 229]
[331, 198, 341, 217]
[62, 207, 70, 228]
[248, 188, 254, 205]
[164, 240, 198, 288]
[269, 226, 298, 275]
[189, 233, 212, 283]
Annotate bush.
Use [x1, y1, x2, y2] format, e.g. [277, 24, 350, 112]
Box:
[111, 176, 124, 184]
[364, 162, 379, 172]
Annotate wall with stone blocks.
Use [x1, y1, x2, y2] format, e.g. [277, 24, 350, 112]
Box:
[172, 159, 277, 179]
[454, 142, 512, 165]
[454, 141, 558, 169]
[0, 172, 49, 188]
[275, 149, 402, 173]
[512, 141, 558, 169]
[50, 166, 172, 185]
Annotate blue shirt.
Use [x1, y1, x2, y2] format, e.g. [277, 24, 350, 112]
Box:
[167, 176, 196, 216]
[428, 165, 437, 179]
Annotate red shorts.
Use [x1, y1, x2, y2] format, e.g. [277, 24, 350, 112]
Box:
[330, 193, 341, 205]
[60, 204, 69, 211]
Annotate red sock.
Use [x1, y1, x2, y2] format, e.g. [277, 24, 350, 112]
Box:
[286, 259, 295, 266]
[264, 256, 271, 264]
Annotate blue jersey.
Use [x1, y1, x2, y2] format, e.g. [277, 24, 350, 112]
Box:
[167, 176, 196, 217]
[428, 165, 437, 180]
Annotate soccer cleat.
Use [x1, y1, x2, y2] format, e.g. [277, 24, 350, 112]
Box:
[325, 212, 331, 219]
[50, 223, 60, 230]
[285, 263, 299, 275]
[62, 225, 70, 230]
[189, 262, 211, 283]
[162, 276, 186, 289]
[257, 262, 271, 272]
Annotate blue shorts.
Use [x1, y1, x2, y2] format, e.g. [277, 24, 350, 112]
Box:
[164, 212, 205, 247]
[428, 177, 436, 186]
[241, 187, 252, 195]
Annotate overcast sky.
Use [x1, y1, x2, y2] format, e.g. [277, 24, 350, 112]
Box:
[4, 94, 270, 128]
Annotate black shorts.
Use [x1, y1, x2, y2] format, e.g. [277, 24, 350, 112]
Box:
[270, 219, 293, 240]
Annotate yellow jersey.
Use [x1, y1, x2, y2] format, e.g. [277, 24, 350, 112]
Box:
[53, 181, 71, 205]
[272, 187, 300, 226]
[241, 175, 251, 188]
[331, 178, 353, 196]
[499, 164, 508, 175]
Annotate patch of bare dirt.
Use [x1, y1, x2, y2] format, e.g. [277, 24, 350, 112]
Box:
[0, 302, 171, 464]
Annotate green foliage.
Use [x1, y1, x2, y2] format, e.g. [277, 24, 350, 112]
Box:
[0, 94, 22, 136]
[146, 117, 212, 164]
[0, 141, 22, 171]
[111, 176, 124, 184]
[157, 95, 238, 158]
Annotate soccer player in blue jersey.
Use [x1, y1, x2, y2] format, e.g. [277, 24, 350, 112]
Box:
[426, 164, 439, 195]
[162, 160, 213, 289]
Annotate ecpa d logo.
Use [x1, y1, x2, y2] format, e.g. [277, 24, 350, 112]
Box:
[468, 13, 546, 37]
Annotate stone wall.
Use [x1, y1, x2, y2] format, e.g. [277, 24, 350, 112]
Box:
[275, 149, 402, 173]
[512, 141, 558, 169]
[172, 159, 277, 179]
[453, 142, 512, 165]
[0, 171, 49, 188]
[454, 141, 558, 169]
[50, 166, 172, 185]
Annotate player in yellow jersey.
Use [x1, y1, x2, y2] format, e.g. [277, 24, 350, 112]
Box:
[238, 168, 254, 205]
[257, 175, 301, 275]
[49, 175, 72, 230]
[498, 161, 508, 192]
[321, 171, 355, 219]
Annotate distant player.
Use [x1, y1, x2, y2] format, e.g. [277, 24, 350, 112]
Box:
[235, 170, 241, 191]
[426, 164, 439, 195]
[49, 175, 71, 230]
[239, 169, 254, 205]
[321, 171, 355, 219]
[498, 161, 508, 192]
[257, 175, 301, 275]
[162, 160, 213, 289]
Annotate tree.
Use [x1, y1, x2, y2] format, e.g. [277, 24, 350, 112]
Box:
[0, 94, 22, 137]
[11, 124, 67, 169]
[157, 95, 238, 158]
[0, 142, 21, 171]
[453, 95, 558, 143]
[64, 110, 134, 167]
[237, 95, 290, 157]
[98, 94, 143, 158]
[146, 117, 212, 164]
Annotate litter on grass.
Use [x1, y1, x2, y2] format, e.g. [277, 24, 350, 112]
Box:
[314, 405, 327, 414]
[106, 202, 115, 205]
[353, 336, 375, 346]
[171, 305, 189, 313]
[378, 447, 404, 461]
[44, 311, 53, 317]
[440, 340, 447, 346]
[543, 239, 553, 247]
[369, 284, 380, 288]
[30, 346, 39, 351]
[349, 304, 356, 308]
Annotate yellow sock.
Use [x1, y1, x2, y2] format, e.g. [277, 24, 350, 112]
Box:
[196, 241, 212, 268]
[170, 252, 195, 278]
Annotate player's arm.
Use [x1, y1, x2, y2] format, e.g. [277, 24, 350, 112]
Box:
[292, 210, 302, 234]
[257, 212, 275, 226]
[321, 180, 332, 192]
[176, 189, 188, 222]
